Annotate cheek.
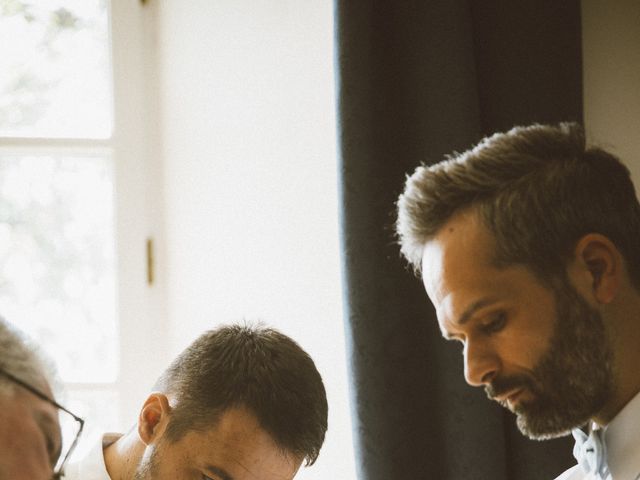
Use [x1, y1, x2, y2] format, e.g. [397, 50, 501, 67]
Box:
[502, 324, 554, 370]
[141, 442, 190, 479]
[0, 417, 52, 480]
[506, 302, 557, 367]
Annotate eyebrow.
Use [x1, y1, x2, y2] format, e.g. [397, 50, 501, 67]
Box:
[205, 465, 234, 480]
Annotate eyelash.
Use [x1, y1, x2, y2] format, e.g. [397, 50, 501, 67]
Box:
[446, 312, 507, 346]
[42, 431, 57, 464]
[481, 312, 507, 334]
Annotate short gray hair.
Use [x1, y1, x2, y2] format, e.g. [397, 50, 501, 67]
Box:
[0, 317, 56, 396]
[397, 123, 640, 287]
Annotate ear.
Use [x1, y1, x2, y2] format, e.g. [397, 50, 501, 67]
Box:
[137, 393, 172, 445]
[570, 233, 621, 304]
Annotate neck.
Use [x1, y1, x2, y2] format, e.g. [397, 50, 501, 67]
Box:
[593, 289, 640, 426]
[103, 429, 145, 480]
[593, 384, 640, 427]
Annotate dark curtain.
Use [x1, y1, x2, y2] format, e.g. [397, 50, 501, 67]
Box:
[335, 1, 582, 479]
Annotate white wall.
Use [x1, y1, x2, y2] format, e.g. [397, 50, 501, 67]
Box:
[156, 1, 356, 479]
[582, 0, 640, 181]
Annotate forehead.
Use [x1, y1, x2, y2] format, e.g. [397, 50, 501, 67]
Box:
[180, 408, 301, 480]
[421, 211, 496, 299]
[421, 211, 512, 326]
[2, 378, 58, 415]
[14, 381, 60, 432]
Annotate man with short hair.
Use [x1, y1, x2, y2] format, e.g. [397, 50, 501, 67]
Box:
[396, 123, 640, 480]
[66, 323, 328, 480]
[0, 317, 82, 480]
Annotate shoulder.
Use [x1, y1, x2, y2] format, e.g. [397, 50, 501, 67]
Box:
[65, 433, 117, 480]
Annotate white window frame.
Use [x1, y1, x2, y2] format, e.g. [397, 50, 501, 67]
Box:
[105, 0, 167, 427]
[0, 0, 167, 435]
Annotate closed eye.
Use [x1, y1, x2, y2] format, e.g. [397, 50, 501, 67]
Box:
[202, 465, 233, 480]
[202, 474, 227, 480]
[36, 412, 62, 466]
[481, 312, 507, 335]
[46, 434, 58, 464]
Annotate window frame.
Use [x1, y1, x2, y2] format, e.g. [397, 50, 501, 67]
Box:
[0, 0, 167, 440]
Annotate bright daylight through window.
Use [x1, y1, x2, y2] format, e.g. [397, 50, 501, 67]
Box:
[0, 0, 119, 452]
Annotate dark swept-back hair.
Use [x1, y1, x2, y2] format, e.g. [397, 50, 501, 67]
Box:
[397, 122, 640, 288]
[153, 324, 328, 466]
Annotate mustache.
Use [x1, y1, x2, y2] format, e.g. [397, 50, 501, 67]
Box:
[485, 373, 536, 401]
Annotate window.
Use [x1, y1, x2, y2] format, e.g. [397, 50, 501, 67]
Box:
[1, 3, 354, 477]
[0, 0, 121, 454]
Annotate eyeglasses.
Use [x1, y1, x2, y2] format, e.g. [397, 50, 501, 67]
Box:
[0, 368, 85, 479]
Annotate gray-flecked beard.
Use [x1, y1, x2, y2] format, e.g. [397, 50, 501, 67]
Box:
[486, 277, 614, 440]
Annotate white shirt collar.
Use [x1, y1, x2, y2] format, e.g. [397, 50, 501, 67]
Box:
[65, 433, 121, 480]
[603, 390, 640, 480]
[555, 391, 640, 480]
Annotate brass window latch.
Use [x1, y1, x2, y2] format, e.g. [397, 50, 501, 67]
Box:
[146, 238, 154, 286]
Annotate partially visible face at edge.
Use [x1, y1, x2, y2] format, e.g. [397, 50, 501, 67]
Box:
[0, 381, 61, 480]
[133, 407, 302, 480]
[421, 210, 614, 440]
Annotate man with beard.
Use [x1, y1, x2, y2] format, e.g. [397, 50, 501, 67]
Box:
[396, 123, 640, 480]
[65, 324, 327, 480]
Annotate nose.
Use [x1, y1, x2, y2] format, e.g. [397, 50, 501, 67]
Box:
[463, 339, 500, 387]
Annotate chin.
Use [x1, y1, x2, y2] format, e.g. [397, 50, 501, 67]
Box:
[514, 410, 582, 441]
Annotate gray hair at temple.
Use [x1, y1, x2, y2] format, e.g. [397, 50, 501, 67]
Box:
[0, 317, 56, 396]
[396, 122, 640, 288]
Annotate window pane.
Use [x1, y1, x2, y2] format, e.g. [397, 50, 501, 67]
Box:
[0, 0, 111, 138]
[0, 153, 117, 382]
[65, 387, 120, 459]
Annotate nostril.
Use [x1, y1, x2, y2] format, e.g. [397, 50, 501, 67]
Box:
[481, 369, 497, 385]
[464, 342, 500, 386]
